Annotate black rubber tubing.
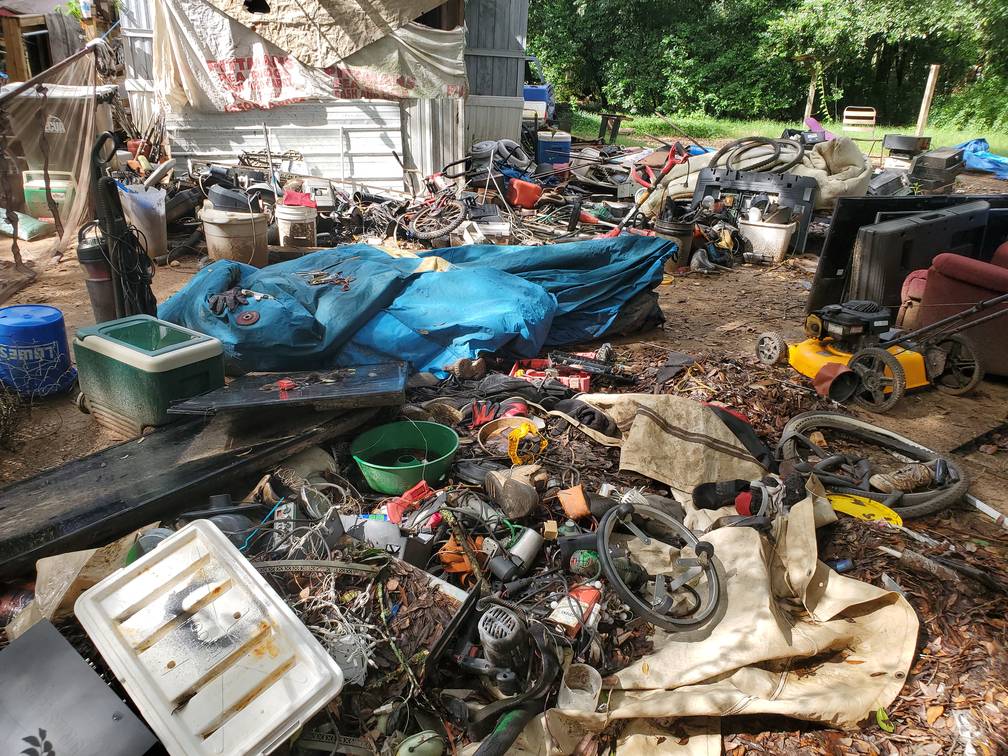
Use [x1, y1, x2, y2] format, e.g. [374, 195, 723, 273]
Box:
[777, 411, 969, 519]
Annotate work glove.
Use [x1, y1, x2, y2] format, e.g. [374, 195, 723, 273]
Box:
[208, 286, 248, 315]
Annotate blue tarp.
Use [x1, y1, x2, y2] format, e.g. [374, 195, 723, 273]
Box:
[956, 139, 1008, 181]
[158, 236, 675, 374]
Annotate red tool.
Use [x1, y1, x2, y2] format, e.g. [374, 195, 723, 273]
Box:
[604, 143, 689, 238]
[387, 480, 435, 524]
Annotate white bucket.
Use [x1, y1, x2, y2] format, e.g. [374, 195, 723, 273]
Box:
[738, 218, 798, 264]
[275, 203, 318, 247]
[200, 203, 269, 268]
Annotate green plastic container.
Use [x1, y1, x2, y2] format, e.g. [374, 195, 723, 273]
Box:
[351, 420, 459, 494]
[74, 315, 224, 436]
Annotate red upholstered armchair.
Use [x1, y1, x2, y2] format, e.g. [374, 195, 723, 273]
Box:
[898, 242, 1008, 376]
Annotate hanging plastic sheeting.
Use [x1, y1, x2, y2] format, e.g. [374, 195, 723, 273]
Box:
[0, 44, 99, 267]
[157, 237, 674, 375]
[152, 0, 467, 113]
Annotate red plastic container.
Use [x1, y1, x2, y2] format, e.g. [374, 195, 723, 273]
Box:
[509, 359, 591, 392]
[506, 178, 543, 209]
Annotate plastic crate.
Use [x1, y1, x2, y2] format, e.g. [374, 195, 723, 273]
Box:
[510, 359, 591, 392]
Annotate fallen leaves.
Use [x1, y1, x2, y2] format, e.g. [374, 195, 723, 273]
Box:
[926, 705, 944, 725]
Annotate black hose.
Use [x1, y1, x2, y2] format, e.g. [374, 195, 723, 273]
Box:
[727, 138, 780, 171]
[777, 412, 969, 518]
[773, 138, 806, 173]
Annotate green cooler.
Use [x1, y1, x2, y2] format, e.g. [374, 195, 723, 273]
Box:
[74, 315, 224, 436]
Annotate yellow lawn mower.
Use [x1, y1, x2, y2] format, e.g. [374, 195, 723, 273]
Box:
[756, 294, 1008, 412]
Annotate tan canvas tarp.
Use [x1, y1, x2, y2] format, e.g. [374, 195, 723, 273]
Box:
[209, 0, 449, 67]
[502, 394, 921, 754]
[490, 490, 919, 754]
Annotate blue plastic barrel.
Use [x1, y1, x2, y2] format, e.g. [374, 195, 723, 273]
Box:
[0, 305, 77, 397]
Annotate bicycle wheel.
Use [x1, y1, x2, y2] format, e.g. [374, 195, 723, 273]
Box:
[409, 199, 467, 240]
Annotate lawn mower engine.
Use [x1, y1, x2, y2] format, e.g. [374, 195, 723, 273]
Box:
[804, 300, 892, 352]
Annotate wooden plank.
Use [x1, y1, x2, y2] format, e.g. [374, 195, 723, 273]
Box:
[2, 17, 29, 82]
[803, 73, 816, 122]
[916, 64, 941, 137]
[0, 408, 377, 578]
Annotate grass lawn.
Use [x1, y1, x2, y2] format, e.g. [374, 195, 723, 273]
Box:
[569, 109, 1008, 155]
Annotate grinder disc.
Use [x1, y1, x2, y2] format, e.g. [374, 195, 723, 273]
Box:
[235, 310, 260, 326]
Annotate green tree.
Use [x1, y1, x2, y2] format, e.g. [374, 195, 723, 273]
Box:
[527, 0, 1008, 129]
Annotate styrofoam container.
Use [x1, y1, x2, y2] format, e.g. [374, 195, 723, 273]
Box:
[74, 520, 344, 756]
[738, 218, 798, 264]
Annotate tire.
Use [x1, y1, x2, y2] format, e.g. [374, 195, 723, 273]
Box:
[756, 331, 789, 365]
[409, 199, 467, 240]
[777, 411, 969, 518]
[848, 347, 906, 413]
[930, 334, 984, 396]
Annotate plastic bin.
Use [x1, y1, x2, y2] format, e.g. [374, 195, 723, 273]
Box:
[74, 520, 344, 756]
[0, 304, 77, 397]
[738, 218, 798, 264]
[537, 131, 571, 166]
[350, 420, 459, 494]
[74, 314, 224, 435]
[118, 186, 168, 259]
[22, 170, 76, 220]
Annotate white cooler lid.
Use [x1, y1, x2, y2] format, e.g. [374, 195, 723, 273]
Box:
[74, 520, 344, 756]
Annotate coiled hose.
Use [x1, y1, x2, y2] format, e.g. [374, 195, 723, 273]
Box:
[709, 136, 806, 174]
[777, 411, 969, 518]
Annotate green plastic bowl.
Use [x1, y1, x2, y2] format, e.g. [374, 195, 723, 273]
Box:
[350, 420, 459, 495]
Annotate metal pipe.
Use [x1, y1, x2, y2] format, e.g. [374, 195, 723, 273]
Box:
[881, 291, 1008, 348]
[0, 40, 100, 107]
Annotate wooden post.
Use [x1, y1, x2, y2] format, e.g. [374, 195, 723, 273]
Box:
[916, 64, 940, 136]
[2, 17, 29, 82]
[803, 72, 817, 122]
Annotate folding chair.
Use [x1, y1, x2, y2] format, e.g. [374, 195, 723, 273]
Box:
[841, 106, 881, 162]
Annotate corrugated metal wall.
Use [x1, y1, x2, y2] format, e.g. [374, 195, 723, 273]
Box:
[400, 98, 464, 191]
[167, 102, 405, 193]
[463, 0, 528, 145]
[118, 0, 155, 126]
